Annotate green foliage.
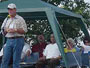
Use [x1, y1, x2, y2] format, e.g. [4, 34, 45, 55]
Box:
[26, 19, 52, 41]
[58, 19, 81, 38]
[42, 0, 63, 6]
[0, 20, 3, 47]
[62, 0, 90, 19]
[42, 0, 90, 39]
[60, 0, 90, 38]
[25, 0, 90, 40]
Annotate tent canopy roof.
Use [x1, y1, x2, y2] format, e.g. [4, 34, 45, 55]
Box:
[0, 1, 89, 67]
[0, 0, 82, 19]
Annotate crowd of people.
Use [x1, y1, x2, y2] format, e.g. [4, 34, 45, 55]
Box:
[0, 33, 90, 68]
[0, 3, 90, 68]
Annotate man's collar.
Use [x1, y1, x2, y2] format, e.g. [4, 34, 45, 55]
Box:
[14, 14, 18, 19]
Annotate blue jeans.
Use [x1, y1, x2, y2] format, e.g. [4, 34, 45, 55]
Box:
[1, 38, 24, 68]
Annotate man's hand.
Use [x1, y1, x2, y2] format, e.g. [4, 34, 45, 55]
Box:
[5, 28, 17, 33]
[26, 50, 31, 57]
[5, 28, 25, 34]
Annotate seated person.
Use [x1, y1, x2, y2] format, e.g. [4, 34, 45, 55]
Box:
[64, 38, 80, 53]
[64, 38, 81, 68]
[21, 42, 32, 61]
[82, 37, 90, 54]
[0, 42, 32, 64]
[81, 37, 90, 68]
[0, 44, 6, 65]
[32, 34, 47, 58]
[35, 34, 62, 68]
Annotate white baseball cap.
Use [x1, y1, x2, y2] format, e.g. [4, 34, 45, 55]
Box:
[7, 3, 16, 9]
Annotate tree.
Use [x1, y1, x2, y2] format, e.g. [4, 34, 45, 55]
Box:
[61, 0, 90, 19]
[60, 0, 90, 38]
[26, 19, 53, 42]
[25, 0, 90, 41]
[42, 0, 63, 6]
[42, 0, 90, 39]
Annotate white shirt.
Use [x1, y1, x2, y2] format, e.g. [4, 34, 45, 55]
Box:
[82, 45, 90, 53]
[0, 44, 6, 57]
[1, 14, 27, 37]
[43, 43, 61, 59]
[21, 43, 32, 59]
[0, 43, 32, 59]
[0, 48, 3, 57]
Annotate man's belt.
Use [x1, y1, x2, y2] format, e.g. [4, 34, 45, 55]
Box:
[7, 36, 23, 39]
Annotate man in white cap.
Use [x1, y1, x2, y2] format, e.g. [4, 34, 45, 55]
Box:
[1, 3, 27, 68]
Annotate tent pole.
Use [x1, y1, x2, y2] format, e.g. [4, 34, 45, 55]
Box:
[45, 8, 69, 68]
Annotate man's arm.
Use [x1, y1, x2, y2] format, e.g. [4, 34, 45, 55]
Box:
[55, 56, 62, 60]
[15, 28, 25, 34]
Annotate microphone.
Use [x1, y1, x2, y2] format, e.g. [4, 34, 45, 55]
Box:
[0, 15, 11, 35]
[7, 15, 11, 18]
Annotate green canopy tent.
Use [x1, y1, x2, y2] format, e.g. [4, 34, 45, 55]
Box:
[0, 0, 89, 68]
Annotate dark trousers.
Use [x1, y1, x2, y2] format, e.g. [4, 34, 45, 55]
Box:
[36, 58, 60, 68]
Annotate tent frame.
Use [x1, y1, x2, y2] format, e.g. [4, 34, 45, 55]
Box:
[0, 0, 89, 67]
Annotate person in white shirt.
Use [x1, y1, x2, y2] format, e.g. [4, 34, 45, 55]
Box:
[82, 37, 90, 53]
[0, 42, 32, 64]
[21, 42, 32, 60]
[81, 37, 90, 68]
[36, 34, 61, 68]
